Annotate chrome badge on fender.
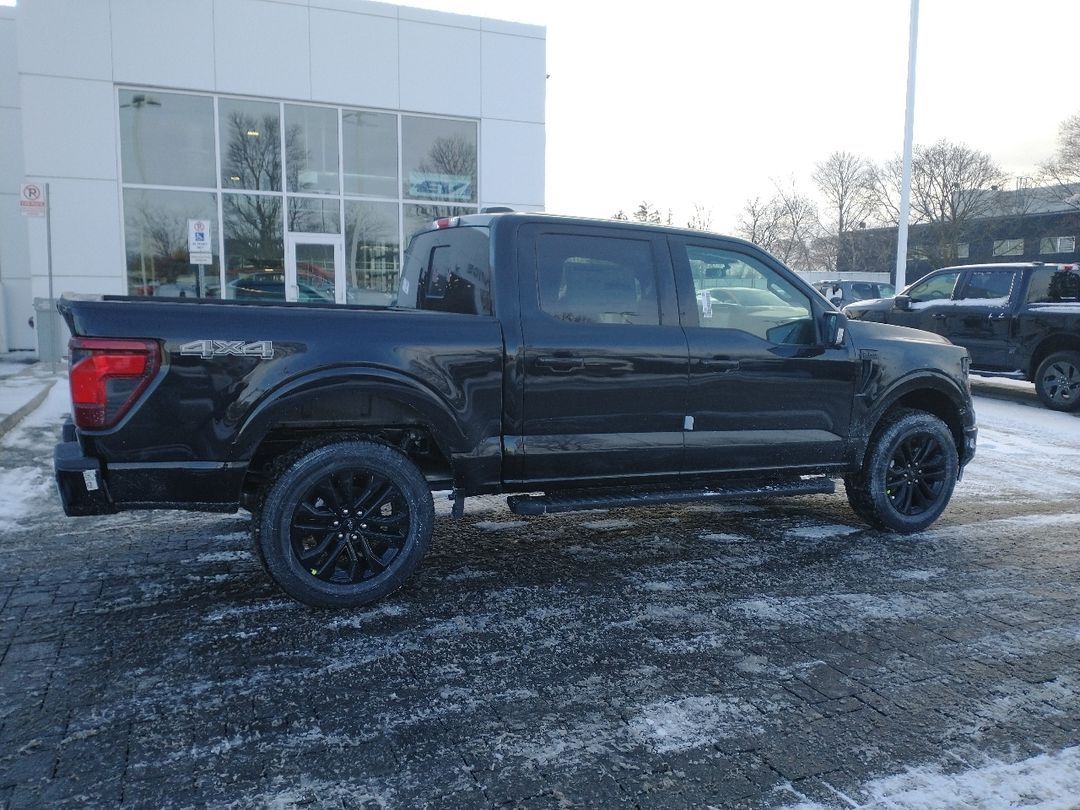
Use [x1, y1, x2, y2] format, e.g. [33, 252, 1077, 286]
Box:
[179, 340, 274, 359]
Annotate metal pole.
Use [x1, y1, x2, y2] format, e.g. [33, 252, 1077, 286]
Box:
[45, 182, 57, 374]
[895, 0, 919, 291]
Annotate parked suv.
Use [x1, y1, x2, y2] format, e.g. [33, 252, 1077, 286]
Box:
[814, 279, 896, 307]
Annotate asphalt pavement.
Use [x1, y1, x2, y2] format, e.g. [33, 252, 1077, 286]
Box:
[1, 372, 1078, 809]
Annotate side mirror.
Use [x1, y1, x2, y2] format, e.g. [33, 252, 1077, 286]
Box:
[822, 311, 847, 348]
[894, 294, 912, 311]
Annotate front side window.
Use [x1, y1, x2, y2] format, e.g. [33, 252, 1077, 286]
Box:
[686, 245, 813, 344]
[960, 270, 1016, 301]
[536, 235, 660, 326]
[907, 272, 959, 303]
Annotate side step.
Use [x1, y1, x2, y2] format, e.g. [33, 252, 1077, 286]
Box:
[506, 477, 836, 516]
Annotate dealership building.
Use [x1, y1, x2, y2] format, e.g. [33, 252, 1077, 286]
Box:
[0, 0, 546, 355]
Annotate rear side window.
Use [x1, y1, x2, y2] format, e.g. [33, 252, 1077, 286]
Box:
[399, 226, 492, 315]
[536, 234, 660, 325]
[1026, 267, 1080, 303]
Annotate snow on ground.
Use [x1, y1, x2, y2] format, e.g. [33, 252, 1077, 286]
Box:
[782, 746, 1080, 810]
[959, 395, 1080, 500]
[0, 466, 54, 531]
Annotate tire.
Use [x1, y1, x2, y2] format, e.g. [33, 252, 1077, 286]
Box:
[844, 408, 958, 534]
[1034, 351, 1080, 412]
[256, 440, 434, 608]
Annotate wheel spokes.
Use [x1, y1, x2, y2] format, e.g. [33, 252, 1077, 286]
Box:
[290, 466, 410, 586]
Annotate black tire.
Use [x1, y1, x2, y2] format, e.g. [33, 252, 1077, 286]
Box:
[256, 440, 434, 608]
[1034, 350, 1080, 412]
[844, 408, 958, 534]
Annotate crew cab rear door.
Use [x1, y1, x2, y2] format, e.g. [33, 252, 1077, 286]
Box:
[671, 237, 857, 474]
[511, 223, 689, 485]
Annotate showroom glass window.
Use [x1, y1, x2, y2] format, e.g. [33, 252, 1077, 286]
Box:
[117, 88, 480, 302]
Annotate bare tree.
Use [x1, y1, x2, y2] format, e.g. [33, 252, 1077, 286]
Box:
[632, 202, 663, 224]
[734, 196, 783, 255]
[1039, 111, 1080, 210]
[687, 204, 713, 231]
[813, 152, 873, 272]
[868, 139, 1007, 266]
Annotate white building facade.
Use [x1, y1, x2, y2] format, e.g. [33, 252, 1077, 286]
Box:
[0, 0, 546, 355]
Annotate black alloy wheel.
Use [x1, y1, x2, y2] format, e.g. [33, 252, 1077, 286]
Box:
[1035, 351, 1080, 412]
[291, 470, 409, 585]
[884, 431, 949, 517]
[257, 441, 434, 608]
[844, 408, 958, 533]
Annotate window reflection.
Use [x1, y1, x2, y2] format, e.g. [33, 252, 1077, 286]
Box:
[345, 201, 400, 305]
[402, 116, 477, 203]
[343, 111, 398, 197]
[223, 193, 285, 300]
[123, 189, 219, 298]
[289, 197, 341, 233]
[220, 99, 283, 191]
[286, 104, 339, 195]
[120, 91, 215, 187]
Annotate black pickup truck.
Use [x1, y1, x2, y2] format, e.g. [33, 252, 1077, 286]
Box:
[843, 263, 1080, 411]
[55, 213, 977, 608]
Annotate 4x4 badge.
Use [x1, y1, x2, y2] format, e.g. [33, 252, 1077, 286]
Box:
[179, 340, 274, 360]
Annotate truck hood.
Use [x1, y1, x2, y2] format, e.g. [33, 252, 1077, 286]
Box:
[845, 317, 952, 347]
[842, 297, 894, 316]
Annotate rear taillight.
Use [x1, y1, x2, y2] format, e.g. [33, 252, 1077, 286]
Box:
[68, 337, 161, 429]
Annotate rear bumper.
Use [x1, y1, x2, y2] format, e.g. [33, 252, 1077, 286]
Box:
[54, 429, 246, 516]
[54, 440, 117, 516]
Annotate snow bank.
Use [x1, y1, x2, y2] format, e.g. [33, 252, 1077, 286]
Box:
[783, 746, 1080, 810]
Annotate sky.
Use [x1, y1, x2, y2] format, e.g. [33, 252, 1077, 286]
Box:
[3, 0, 1077, 232]
[399, 0, 1080, 230]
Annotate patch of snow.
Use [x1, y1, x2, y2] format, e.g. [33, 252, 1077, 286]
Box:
[699, 532, 748, 543]
[204, 600, 295, 622]
[580, 518, 635, 530]
[473, 520, 529, 532]
[782, 746, 1080, 810]
[892, 569, 941, 582]
[195, 550, 251, 563]
[785, 523, 861, 540]
[628, 695, 763, 753]
[0, 466, 53, 531]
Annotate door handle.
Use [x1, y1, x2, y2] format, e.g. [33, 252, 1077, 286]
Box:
[701, 357, 740, 371]
[931, 313, 948, 320]
[988, 312, 1009, 321]
[536, 355, 584, 372]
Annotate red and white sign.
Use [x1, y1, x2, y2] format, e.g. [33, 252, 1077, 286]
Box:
[19, 183, 47, 218]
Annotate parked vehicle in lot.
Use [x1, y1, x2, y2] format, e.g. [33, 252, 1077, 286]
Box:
[843, 263, 1080, 411]
[813, 279, 896, 306]
[54, 213, 977, 608]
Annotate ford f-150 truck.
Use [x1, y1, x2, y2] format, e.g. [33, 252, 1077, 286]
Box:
[843, 262, 1080, 411]
[54, 213, 977, 608]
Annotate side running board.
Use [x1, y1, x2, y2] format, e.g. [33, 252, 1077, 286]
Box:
[506, 477, 836, 516]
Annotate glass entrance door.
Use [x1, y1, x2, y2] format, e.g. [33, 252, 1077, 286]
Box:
[286, 235, 344, 303]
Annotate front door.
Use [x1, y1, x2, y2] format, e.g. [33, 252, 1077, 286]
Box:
[286, 234, 344, 304]
[888, 269, 962, 335]
[672, 238, 857, 474]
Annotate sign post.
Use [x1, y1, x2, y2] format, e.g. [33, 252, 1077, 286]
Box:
[20, 182, 56, 372]
[187, 219, 213, 297]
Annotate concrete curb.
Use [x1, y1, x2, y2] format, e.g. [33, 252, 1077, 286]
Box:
[0, 378, 58, 439]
